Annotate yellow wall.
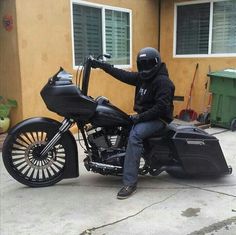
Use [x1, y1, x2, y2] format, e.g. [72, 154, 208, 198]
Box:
[3, 0, 236, 126]
[0, 0, 22, 125]
[160, 0, 236, 117]
[13, 0, 159, 124]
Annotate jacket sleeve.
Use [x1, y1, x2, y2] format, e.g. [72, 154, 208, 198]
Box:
[102, 65, 139, 86]
[138, 78, 173, 122]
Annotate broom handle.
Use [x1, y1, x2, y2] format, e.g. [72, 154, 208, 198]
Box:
[207, 65, 212, 112]
[186, 63, 199, 110]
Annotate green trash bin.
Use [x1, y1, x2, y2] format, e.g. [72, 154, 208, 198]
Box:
[208, 68, 236, 131]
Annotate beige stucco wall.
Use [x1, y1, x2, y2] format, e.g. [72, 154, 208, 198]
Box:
[160, 0, 236, 117]
[3, 0, 236, 126]
[0, 0, 22, 125]
[13, 0, 159, 124]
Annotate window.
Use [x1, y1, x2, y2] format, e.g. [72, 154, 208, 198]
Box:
[174, 0, 236, 57]
[72, 1, 132, 67]
[212, 1, 236, 53]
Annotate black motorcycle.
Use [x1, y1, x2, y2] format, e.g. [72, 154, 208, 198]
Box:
[2, 55, 232, 187]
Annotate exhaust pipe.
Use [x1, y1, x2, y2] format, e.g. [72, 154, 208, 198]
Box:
[84, 160, 122, 173]
[90, 161, 122, 170]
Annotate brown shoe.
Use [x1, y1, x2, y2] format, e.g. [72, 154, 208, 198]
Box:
[117, 185, 137, 199]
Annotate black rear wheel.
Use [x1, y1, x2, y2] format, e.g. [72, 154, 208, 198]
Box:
[2, 120, 69, 187]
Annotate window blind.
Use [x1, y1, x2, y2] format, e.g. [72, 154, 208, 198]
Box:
[212, 0, 236, 53]
[73, 4, 102, 65]
[105, 10, 130, 65]
[176, 3, 210, 55]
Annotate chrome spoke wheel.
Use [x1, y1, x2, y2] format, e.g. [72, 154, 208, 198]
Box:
[2, 118, 78, 187]
[11, 131, 66, 182]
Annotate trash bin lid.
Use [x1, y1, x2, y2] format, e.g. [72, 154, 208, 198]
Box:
[208, 68, 236, 80]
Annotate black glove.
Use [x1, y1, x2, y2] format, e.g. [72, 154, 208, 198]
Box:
[130, 114, 140, 124]
[91, 59, 112, 70]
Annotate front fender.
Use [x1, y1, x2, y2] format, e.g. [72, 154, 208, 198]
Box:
[8, 117, 62, 135]
[6, 117, 79, 179]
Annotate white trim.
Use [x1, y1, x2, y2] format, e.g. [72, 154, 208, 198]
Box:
[208, 1, 214, 54]
[129, 11, 133, 68]
[174, 53, 236, 58]
[72, 0, 132, 16]
[173, 0, 236, 58]
[73, 65, 131, 70]
[71, 0, 132, 69]
[173, 2, 177, 58]
[72, 0, 102, 9]
[102, 7, 106, 57]
[70, 0, 76, 69]
[176, 0, 228, 7]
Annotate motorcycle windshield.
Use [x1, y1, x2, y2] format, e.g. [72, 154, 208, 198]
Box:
[57, 70, 73, 81]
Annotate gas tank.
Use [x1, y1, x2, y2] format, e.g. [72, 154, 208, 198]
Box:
[91, 98, 131, 127]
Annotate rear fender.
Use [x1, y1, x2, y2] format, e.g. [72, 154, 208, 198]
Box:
[7, 117, 79, 179]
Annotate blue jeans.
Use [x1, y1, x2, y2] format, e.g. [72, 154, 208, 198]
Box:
[123, 119, 165, 186]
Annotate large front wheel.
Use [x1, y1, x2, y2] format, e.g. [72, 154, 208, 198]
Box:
[2, 118, 74, 187]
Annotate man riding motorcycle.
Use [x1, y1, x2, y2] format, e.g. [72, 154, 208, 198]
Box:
[91, 47, 175, 199]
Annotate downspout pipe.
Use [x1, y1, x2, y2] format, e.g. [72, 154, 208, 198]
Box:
[158, 0, 161, 52]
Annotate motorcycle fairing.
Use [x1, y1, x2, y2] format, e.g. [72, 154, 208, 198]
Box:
[41, 82, 97, 120]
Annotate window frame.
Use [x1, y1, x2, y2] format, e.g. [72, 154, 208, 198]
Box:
[173, 0, 236, 58]
[71, 0, 132, 69]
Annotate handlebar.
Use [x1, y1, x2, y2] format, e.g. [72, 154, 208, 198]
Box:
[96, 53, 111, 60]
[81, 53, 112, 96]
[81, 57, 92, 95]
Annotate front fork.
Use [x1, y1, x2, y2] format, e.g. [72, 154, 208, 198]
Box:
[40, 118, 74, 156]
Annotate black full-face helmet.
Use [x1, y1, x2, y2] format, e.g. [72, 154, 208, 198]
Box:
[137, 47, 161, 79]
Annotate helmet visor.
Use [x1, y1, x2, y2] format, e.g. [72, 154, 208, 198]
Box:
[137, 58, 158, 72]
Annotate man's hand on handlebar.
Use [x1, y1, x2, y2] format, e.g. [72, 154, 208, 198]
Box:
[90, 57, 113, 70]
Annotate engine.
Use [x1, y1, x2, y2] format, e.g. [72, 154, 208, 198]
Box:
[86, 125, 128, 167]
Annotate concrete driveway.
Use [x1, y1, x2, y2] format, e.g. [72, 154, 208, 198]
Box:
[0, 127, 236, 235]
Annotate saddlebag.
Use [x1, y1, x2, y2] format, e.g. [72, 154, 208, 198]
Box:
[171, 125, 231, 176]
